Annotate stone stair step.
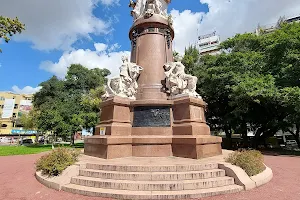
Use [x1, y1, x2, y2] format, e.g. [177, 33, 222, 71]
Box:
[70, 176, 234, 191]
[85, 162, 218, 172]
[79, 168, 226, 181]
[62, 183, 243, 200]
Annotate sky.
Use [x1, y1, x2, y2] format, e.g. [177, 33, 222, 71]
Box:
[1, 0, 300, 94]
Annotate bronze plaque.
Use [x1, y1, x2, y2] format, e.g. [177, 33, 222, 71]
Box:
[133, 106, 171, 127]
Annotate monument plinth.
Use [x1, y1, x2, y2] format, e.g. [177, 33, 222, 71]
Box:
[84, 0, 222, 159]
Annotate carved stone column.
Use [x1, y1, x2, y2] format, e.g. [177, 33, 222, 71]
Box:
[129, 15, 174, 100]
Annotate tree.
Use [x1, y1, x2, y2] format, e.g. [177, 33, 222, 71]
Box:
[184, 22, 300, 149]
[33, 64, 109, 145]
[19, 109, 40, 143]
[19, 110, 38, 131]
[280, 87, 300, 148]
[182, 46, 201, 75]
[81, 86, 105, 134]
[0, 16, 25, 52]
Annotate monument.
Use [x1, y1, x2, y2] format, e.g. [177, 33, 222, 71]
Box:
[84, 0, 222, 159]
[36, 2, 272, 198]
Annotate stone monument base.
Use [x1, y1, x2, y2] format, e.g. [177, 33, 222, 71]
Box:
[84, 135, 221, 159]
[84, 96, 222, 159]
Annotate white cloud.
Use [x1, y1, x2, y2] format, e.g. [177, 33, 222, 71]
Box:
[171, 0, 300, 54]
[171, 10, 204, 54]
[40, 44, 130, 78]
[100, 0, 120, 6]
[108, 43, 121, 52]
[0, 0, 116, 51]
[94, 43, 108, 52]
[12, 86, 42, 94]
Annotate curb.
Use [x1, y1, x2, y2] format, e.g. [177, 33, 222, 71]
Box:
[219, 162, 273, 190]
[36, 164, 81, 191]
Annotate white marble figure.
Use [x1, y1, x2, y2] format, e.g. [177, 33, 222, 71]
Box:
[130, 0, 168, 20]
[164, 56, 201, 99]
[103, 56, 143, 100]
[144, 0, 168, 18]
[130, 0, 147, 20]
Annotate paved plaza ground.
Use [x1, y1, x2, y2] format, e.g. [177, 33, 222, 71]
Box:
[0, 153, 299, 200]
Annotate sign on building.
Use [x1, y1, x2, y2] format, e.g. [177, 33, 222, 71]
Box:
[1, 99, 15, 119]
[11, 129, 37, 134]
[198, 31, 221, 55]
[18, 100, 33, 116]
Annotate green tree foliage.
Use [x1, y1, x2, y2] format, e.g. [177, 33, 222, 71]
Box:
[181, 45, 200, 75]
[184, 22, 300, 148]
[19, 110, 38, 131]
[33, 64, 109, 144]
[0, 16, 25, 52]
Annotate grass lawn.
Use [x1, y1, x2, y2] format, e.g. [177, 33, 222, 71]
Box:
[0, 143, 84, 156]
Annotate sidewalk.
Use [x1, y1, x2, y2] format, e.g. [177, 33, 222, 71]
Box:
[0, 153, 299, 200]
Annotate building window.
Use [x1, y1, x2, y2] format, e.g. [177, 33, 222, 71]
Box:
[14, 104, 19, 109]
[0, 97, 5, 101]
[1, 124, 7, 128]
[13, 96, 16, 99]
[12, 113, 17, 118]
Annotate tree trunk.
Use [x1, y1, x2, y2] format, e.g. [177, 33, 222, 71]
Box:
[225, 126, 233, 150]
[35, 132, 39, 144]
[253, 128, 263, 149]
[71, 132, 75, 146]
[240, 121, 248, 148]
[93, 126, 96, 135]
[294, 133, 300, 149]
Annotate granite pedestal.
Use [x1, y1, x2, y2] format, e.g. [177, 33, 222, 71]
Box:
[84, 96, 222, 159]
[84, 9, 222, 159]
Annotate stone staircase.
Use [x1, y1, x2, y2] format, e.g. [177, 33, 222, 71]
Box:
[61, 159, 243, 199]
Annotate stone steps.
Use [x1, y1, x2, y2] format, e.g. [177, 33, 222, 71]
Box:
[79, 168, 226, 181]
[70, 176, 235, 191]
[63, 160, 244, 199]
[62, 184, 244, 200]
[85, 162, 219, 172]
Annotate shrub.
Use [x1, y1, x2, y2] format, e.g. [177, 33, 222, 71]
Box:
[36, 148, 80, 176]
[225, 150, 265, 176]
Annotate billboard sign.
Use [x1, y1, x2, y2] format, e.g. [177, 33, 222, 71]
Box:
[1, 99, 15, 119]
[19, 100, 32, 115]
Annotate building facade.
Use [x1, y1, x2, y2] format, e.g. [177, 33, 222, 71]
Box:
[255, 15, 300, 36]
[197, 31, 221, 55]
[0, 91, 34, 135]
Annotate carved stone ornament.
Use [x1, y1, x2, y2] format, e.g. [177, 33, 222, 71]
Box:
[131, 29, 139, 49]
[103, 56, 143, 100]
[129, 0, 168, 21]
[164, 56, 201, 99]
[164, 29, 172, 49]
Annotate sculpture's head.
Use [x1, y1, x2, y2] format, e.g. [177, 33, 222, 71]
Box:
[173, 54, 183, 62]
[121, 55, 129, 63]
[163, 63, 172, 71]
[129, 0, 136, 8]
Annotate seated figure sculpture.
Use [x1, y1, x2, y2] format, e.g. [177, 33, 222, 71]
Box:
[129, 0, 168, 20]
[164, 56, 201, 99]
[103, 56, 143, 100]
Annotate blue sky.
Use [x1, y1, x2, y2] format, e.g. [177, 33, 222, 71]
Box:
[1, 0, 299, 94]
